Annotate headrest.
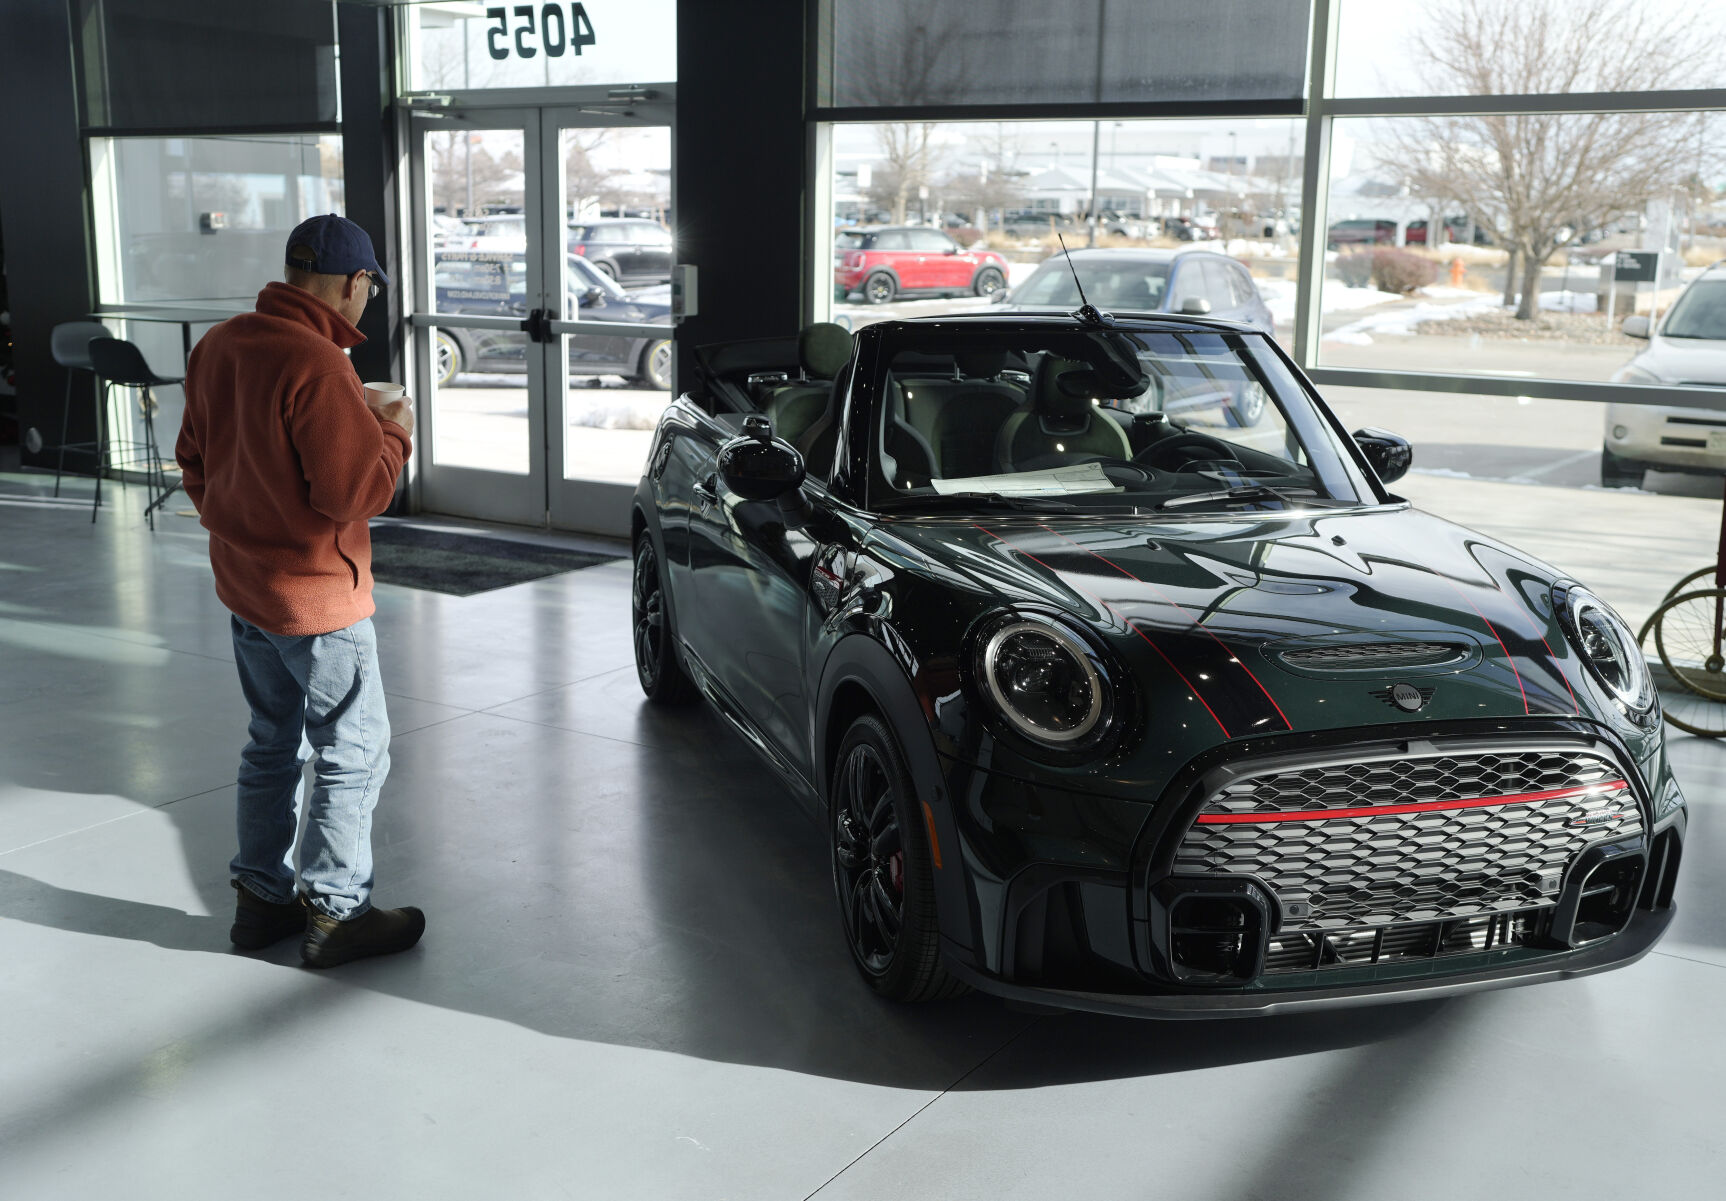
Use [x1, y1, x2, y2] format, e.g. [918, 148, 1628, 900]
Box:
[799, 322, 853, 379]
[1031, 354, 1093, 426]
[955, 348, 1009, 379]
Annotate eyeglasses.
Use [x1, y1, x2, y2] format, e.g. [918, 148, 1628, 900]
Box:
[363, 272, 382, 300]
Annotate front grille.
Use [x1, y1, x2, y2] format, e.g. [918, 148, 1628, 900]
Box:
[1173, 749, 1644, 931]
[1262, 908, 1551, 974]
[1277, 642, 1466, 670]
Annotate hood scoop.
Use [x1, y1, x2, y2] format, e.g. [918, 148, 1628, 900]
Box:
[1276, 642, 1471, 672]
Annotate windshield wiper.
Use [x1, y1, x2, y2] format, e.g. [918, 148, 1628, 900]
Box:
[1158, 484, 1336, 511]
[875, 491, 1082, 514]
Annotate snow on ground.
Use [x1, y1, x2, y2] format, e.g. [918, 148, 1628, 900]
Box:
[1539, 289, 1598, 314]
[1320, 290, 1503, 345]
[1256, 277, 1399, 324]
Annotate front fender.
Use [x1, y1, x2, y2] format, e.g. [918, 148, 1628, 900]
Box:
[815, 632, 978, 957]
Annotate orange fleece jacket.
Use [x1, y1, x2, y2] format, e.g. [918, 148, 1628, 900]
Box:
[176, 282, 411, 636]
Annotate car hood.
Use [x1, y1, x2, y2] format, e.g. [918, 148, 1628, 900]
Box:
[1628, 335, 1726, 386]
[880, 504, 1593, 742]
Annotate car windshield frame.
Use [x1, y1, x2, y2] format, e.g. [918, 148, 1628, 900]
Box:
[852, 321, 1381, 518]
[1659, 277, 1726, 340]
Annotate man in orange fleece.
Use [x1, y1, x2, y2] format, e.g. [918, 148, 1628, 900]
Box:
[177, 214, 425, 969]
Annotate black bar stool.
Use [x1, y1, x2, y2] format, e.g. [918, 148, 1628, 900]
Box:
[87, 337, 184, 531]
[49, 320, 113, 499]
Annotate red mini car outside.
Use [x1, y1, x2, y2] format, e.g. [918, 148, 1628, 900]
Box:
[835, 225, 1009, 305]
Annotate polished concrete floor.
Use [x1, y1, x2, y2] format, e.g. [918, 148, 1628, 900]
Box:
[2, 475, 1723, 1200]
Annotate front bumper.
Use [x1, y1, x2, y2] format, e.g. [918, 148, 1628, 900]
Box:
[934, 725, 1684, 1017]
[1605, 401, 1726, 473]
[942, 903, 1674, 1019]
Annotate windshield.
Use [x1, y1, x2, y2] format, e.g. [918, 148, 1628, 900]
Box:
[867, 326, 1375, 514]
[1661, 279, 1726, 339]
[1012, 258, 1170, 311]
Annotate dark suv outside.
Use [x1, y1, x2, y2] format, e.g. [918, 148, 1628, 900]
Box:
[835, 225, 1010, 304]
[433, 249, 672, 390]
[567, 218, 674, 287]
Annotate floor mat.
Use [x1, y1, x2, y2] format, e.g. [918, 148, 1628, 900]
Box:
[367, 523, 623, 596]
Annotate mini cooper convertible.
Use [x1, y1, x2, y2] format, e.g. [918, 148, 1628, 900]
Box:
[630, 308, 1687, 1017]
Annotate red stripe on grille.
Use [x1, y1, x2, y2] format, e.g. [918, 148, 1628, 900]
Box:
[1194, 779, 1629, 824]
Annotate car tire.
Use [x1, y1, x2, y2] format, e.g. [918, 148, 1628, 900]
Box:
[863, 273, 897, 305]
[635, 338, 673, 391]
[593, 260, 619, 281]
[434, 330, 463, 387]
[972, 267, 1005, 297]
[1600, 445, 1646, 489]
[1229, 382, 1268, 427]
[829, 713, 967, 1003]
[632, 536, 698, 706]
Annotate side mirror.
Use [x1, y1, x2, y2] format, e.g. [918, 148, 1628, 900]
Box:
[1352, 426, 1412, 485]
[989, 288, 1009, 305]
[943, 245, 958, 255]
[718, 417, 806, 501]
[580, 286, 606, 308]
[1177, 297, 1212, 316]
[1621, 315, 1651, 339]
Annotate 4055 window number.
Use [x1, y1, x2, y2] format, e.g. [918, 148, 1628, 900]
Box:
[486, 3, 596, 60]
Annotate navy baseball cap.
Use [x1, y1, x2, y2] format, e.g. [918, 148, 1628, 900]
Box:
[285, 214, 389, 284]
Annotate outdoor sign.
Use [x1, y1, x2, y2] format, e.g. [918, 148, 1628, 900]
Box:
[484, 4, 597, 60]
[1611, 251, 1660, 284]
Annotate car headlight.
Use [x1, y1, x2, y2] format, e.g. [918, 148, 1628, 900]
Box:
[1613, 364, 1660, 385]
[1553, 585, 1656, 715]
[975, 613, 1113, 747]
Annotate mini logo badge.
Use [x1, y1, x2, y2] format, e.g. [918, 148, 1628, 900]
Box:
[1389, 682, 1426, 712]
[1567, 809, 1627, 829]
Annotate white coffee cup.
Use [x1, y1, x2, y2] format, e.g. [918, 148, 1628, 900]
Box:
[364, 382, 405, 403]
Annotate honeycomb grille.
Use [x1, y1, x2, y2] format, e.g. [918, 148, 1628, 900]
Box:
[1174, 750, 1644, 931]
[1277, 642, 1466, 670]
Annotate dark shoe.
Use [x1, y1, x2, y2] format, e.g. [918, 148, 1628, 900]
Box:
[230, 881, 307, 950]
[300, 904, 426, 969]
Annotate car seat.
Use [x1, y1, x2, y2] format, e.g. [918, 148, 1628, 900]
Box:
[929, 349, 1025, 478]
[764, 322, 851, 448]
[994, 353, 1133, 472]
[880, 377, 939, 488]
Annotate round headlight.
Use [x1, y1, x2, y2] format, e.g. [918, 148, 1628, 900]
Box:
[1556, 585, 1656, 714]
[979, 616, 1109, 746]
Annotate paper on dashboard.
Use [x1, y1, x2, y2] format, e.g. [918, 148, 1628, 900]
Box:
[929, 463, 1124, 497]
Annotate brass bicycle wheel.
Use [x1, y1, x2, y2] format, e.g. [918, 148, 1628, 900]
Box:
[1654, 588, 1726, 701]
[1664, 566, 1719, 604]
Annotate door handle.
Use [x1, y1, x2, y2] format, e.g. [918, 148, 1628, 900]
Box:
[693, 473, 719, 505]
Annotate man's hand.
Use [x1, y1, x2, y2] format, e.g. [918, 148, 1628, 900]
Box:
[368, 394, 415, 439]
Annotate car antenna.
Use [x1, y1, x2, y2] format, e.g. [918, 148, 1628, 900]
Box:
[1057, 233, 1107, 326]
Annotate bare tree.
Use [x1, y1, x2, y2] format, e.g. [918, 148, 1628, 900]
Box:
[427, 132, 523, 216]
[1382, 0, 1722, 319]
[872, 123, 941, 224]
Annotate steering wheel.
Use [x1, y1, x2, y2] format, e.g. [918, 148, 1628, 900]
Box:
[1136, 432, 1242, 472]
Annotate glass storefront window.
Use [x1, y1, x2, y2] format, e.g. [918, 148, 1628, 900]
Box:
[401, 0, 675, 93]
[90, 134, 345, 305]
[820, 117, 1305, 347]
[1314, 113, 1719, 384]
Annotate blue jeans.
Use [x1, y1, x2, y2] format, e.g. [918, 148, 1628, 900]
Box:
[229, 614, 390, 920]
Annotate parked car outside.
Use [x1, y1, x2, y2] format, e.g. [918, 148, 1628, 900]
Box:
[834, 225, 1010, 304]
[993, 247, 1275, 424]
[567, 217, 675, 287]
[1326, 219, 1397, 249]
[629, 310, 1684, 1016]
[456, 214, 529, 252]
[433, 249, 672, 390]
[1601, 261, 1726, 486]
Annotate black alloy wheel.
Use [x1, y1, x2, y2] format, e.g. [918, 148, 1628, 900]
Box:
[863, 273, 897, 305]
[972, 266, 1005, 297]
[594, 260, 619, 281]
[829, 714, 965, 1001]
[632, 536, 697, 704]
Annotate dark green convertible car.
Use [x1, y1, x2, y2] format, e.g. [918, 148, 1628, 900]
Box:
[629, 309, 1687, 1017]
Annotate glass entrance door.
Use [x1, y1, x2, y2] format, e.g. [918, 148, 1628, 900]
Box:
[408, 100, 673, 532]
